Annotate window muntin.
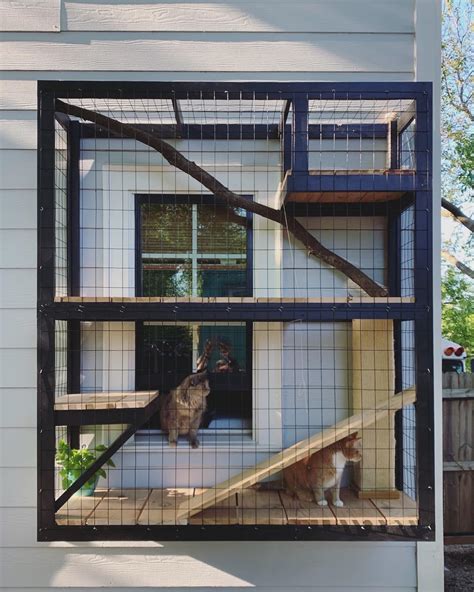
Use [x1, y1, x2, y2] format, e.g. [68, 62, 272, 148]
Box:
[137, 321, 252, 430]
[139, 198, 250, 297]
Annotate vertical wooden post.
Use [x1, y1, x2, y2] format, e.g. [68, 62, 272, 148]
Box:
[352, 319, 398, 499]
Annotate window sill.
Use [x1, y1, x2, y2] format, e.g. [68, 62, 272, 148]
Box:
[127, 431, 279, 453]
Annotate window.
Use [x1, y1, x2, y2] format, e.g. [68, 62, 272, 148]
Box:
[399, 119, 416, 169]
[136, 321, 252, 431]
[136, 195, 252, 297]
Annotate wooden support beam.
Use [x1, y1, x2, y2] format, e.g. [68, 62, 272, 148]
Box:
[352, 319, 397, 498]
[172, 387, 416, 522]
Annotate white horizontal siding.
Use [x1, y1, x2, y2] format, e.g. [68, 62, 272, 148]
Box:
[0, 388, 36, 428]
[0, 269, 36, 308]
[0, 468, 36, 506]
[0, 190, 37, 229]
[0, 111, 38, 149]
[0, 0, 60, 32]
[0, 309, 36, 348]
[0, 348, 36, 387]
[0, 428, 36, 467]
[0, 230, 36, 267]
[0, 150, 37, 188]
[63, 0, 414, 33]
[0, 544, 417, 587]
[0, 33, 414, 73]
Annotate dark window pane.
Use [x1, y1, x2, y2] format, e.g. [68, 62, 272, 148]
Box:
[142, 260, 192, 297]
[137, 323, 251, 429]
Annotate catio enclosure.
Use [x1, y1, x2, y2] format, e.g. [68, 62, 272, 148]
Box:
[38, 81, 434, 541]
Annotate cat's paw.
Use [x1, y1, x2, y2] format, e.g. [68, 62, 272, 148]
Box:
[190, 439, 200, 449]
[168, 440, 177, 447]
[333, 499, 344, 508]
[317, 499, 328, 507]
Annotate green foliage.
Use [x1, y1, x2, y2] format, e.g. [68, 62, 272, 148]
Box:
[55, 440, 116, 490]
[441, 268, 474, 366]
[455, 133, 474, 190]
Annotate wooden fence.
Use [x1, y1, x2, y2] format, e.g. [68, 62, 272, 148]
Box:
[443, 373, 474, 537]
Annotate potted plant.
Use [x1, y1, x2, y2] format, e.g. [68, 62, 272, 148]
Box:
[55, 439, 116, 496]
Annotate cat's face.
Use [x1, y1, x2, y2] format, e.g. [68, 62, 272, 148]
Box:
[187, 372, 211, 399]
[342, 434, 362, 462]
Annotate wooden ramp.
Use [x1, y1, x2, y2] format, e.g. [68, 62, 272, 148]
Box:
[172, 388, 416, 522]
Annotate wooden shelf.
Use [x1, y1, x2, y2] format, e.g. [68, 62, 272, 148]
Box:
[54, 296, 415, 304]
[54, 390, 160, 411]
[281, 169, 416, 205]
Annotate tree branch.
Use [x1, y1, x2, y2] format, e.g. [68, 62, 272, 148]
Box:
[56, 99, 388, 296]
[441, 198, 474, 233]
[442, 250, 474, 279]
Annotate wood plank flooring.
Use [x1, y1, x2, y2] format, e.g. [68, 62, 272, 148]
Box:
[56, 487, 418, 527]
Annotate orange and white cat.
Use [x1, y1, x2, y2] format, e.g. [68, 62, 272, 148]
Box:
[283, 433, 362, 507]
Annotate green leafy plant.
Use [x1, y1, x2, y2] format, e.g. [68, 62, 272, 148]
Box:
[55, 439, 116, 491]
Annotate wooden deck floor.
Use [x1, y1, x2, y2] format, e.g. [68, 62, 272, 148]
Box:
[56, 487, 418, 527]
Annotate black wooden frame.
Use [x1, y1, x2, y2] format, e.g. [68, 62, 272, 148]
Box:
[37, 81, 435, 542]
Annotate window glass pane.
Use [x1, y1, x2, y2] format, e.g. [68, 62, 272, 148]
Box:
[138, 322, 251, 428]
[141, 203, 192, 253]
[143, 259, 192, 296]
[400, 120, 416, 169]
[139, 200, 250, 297]
[197, 204, 247, 253]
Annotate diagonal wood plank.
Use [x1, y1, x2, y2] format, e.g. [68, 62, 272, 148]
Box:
[172, 388, 416, 522]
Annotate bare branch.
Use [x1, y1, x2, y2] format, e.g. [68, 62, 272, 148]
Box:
[442, 198, 474, 233]
[56, 99, 388, 297]
[442, 250, 474, 279]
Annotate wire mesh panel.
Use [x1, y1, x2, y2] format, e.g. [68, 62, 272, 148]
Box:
[37, 82, 434, 541]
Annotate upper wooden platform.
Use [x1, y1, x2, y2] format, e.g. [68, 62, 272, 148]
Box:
[281, 169, 416, 205]
[54, 296, 415, 304]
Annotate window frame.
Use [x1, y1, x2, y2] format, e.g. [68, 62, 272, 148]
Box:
[134, 193, 253, 298]
[135, 319, 254, 435]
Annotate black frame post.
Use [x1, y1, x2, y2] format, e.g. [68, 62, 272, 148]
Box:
[37, 87, 57, 531]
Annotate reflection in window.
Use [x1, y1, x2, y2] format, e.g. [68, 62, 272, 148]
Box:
[400, 120, 416, 170]
[137, 322, 251, 430]
[140, 200, 249, 297]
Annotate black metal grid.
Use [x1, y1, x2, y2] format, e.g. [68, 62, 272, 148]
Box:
[37, 81, 434, 541]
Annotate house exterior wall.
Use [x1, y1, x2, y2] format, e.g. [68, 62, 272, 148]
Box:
[0, 1, 442, 591]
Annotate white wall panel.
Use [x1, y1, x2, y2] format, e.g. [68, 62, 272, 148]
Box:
[0, 33, 414, 73]
[0, 80, 37, 110]
[0, 230, 36, 267]
[0, 269, 36, 308]
[0, 388, 36, 428]
[0, 543, 416, 588]
[0, 468, 36, 506]
[0, 150, 37, 189]
[63, 0, 414, 33]
[0, 0, 60, 32]
[0, 112, 38, 149]
[0, 348, 36, 388]
[0, 428, 36, 467]
[0, 309, 36, 348]
[0, 190, 37, 229]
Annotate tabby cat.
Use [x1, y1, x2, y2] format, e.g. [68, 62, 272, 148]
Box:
[159, 371, 210, 448]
